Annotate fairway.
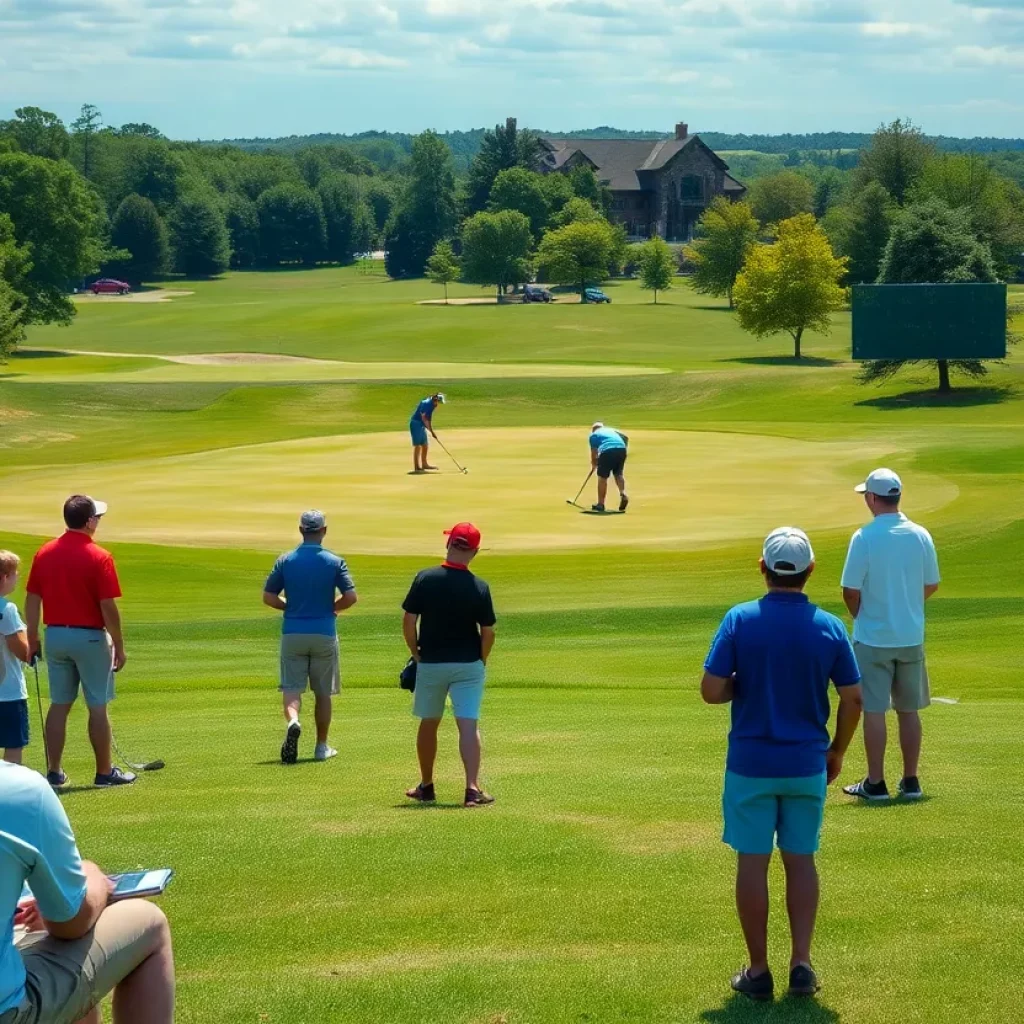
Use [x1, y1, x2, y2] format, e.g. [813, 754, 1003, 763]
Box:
[1, 268, 1023, 1024]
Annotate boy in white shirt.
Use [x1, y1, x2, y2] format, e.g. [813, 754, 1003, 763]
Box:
[0, 551, 31, 764]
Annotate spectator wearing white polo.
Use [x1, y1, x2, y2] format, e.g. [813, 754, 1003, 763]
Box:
[840, 469, 940, 802]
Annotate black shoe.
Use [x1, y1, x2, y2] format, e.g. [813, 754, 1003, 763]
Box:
[281, 720, 301, 764]
[843, 777, 890, 801]
[731, 967, 774, 1002]
[46, 770, 70, 789]
[94, 766, 136, 787]
[464, 787, 495, 807]
[788, 964, 820, 997]
[591, 504, 605, 512]
[405, 782, 435, 802]
[619, 495, 629, 512]
[898, 776, 923, 800]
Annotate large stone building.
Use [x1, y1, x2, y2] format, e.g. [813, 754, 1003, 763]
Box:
[538, 123, 746, 241]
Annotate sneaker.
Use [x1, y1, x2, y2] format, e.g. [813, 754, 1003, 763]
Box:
[464, 787, 495, 808]
[898, 776, 923, 800]
[314, 743, 337, 762]
[730, 967, 774, 1002]
[619, 494, 629, 512]
[591, 503, 605, 512]
[843, 777, 890, 801]
[46, 770, 70, 789]
[405, 782, 435, 802]
[788, 964, 820, 997]
[281, 720, 301, 765]
[94, 766, 136, 787]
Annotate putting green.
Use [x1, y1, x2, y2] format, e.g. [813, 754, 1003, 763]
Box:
[1, 428, 958, 553]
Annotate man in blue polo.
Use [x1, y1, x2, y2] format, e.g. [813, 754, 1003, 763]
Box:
[587, 421, 629, 512]
[701, 527, 863, 1002]
[409, 393, 445, 473]
[262, 511, 357, 764]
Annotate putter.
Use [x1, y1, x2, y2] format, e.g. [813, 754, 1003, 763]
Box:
[30, 656, 50, 776]
[110, 728, 165, 773]
[566, 468, 595, 508]
[435, 436, 469, 474]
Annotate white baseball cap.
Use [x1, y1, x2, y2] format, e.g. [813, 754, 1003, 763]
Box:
[854, 468, 902, 498]
[762, 526, 815, 575]
[434, 392, 446, 403]
[87, 497, 108, 517]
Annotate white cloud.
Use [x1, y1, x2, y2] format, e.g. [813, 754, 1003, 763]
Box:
[862, 20, 933, 36]
[954, 43, 1024, 65]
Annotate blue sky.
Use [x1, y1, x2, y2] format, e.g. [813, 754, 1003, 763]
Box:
[0, 0, 1021, 140]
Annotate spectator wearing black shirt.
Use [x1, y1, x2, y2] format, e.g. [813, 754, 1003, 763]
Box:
[402, 523, 497, 808]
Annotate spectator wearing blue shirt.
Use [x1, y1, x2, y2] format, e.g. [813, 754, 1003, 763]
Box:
[409, 393, 445, 473]
[263, 511, 357, 764]
[587, 422, 629, 512]
[702, 527, 863, 1003]
[1, 761, 175, 1024]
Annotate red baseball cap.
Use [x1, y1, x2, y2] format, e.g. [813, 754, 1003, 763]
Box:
[444, 522, 481, 550]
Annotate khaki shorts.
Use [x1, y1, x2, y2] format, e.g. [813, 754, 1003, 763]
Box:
[2, 900, 168, 1024]
[44, 627, 115, 709]
[279, 633, 340, 697]
[854, 642, 930, 714]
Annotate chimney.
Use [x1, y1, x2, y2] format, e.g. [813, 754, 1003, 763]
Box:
[675, 122, 689, 140]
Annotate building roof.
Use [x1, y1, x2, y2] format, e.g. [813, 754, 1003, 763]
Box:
[539, 135, 730, 192]
[723, 172, 747, 193]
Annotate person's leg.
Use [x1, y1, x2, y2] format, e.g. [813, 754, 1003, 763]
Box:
[314, 693, 332, 745]
[613, 472, 626, 497]
[413, 443, 424, 471]
[416, 718, 441, 784]
[74, 1008, 101, 1024]
[863, 711, 887, 783]
[455, 717, 482, 790]
[596, 475, 608, 507]
[45, 702, 73, 775]
[892, 647, 929, 783]
[736, 854, 772, 975]
[86, 705, 114, 777]
[3, 747, 23, 763]
[422, 441, 437, 471]
[897, 711, 922, 779]
[110, 911, 175, 1024]
[283, 692, 302, 724]
[781, 852, 819, 968]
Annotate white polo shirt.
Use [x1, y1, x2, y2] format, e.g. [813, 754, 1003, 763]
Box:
[841, 512, 940, 648]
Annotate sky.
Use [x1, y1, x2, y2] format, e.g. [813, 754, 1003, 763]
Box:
[0, 0, 1021, 140]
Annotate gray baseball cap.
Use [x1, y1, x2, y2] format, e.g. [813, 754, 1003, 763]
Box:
[855, 467, 902, 498]
[763, 526, 815, 575]
[299, 510, 326, 531]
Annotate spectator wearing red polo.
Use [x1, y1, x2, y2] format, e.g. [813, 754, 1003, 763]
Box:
[25, 496, 134, 789]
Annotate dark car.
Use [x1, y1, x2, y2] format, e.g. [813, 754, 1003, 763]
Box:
[583, 287, 611, 304]
[91, 278, 131, 295]
[524, 285, 554, 303]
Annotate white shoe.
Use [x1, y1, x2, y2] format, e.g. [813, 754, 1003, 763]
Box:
[314, 743, 337, 761]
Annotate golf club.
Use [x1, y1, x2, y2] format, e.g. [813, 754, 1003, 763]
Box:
[566, 468, 595, 508]
[110, 728, 165, 773]
[30, 656, 50, 776]
[435, 436, 469, 474]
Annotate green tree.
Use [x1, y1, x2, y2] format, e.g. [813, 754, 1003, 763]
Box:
[634, 236, 676, 303]
[465, 117, 542, 214]
[842, 181, 896, 284]
[425, 239, 461, 303]
[362, 177, 397, 240]
[552, 197, 603, 228]
[813, 168, 846, 219]
[0, 107, 69, 160]
[539, 172, 575, 219]
[257, 183, 327, 266]
[748, 171, 815, 226]
[170, 192, 231, 277]
[537, 220, 618, 301]
[684, 198, 759, 307]
[71, 104, 103, 180]
[734, 213, 848, 359]
[568, 165, 611, 214]
[0, 153, 105, 324]
[488, 168, 550, 239]
[225, 194, 260, 269]
[857, 118, 934, 206]
[114, 138, 185, 214]
[0, 214, 32, 360]
[460, 210, 534, 300]
[109, 194, 170, 284]
[861, 198, 1000, 393]
[0, 281, 22, 362]
[317, 175, 364, 263]
[385, 131, 457, 278]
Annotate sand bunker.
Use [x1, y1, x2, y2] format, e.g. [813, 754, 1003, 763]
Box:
[73, 289, 193, 304]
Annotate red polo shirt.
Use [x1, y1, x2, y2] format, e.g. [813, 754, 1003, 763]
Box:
[26, 531, 122, 629]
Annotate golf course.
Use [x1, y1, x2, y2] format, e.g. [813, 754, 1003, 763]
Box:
[1, 267, 1022, 1024]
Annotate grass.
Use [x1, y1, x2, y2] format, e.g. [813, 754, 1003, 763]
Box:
[1, 268, 1023, 1023]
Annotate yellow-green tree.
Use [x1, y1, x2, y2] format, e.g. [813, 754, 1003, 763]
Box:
[734, 214, 848, 359]
[685, 198, 759, 307]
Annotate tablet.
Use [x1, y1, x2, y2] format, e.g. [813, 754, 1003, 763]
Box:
[108, 869, 175, 902]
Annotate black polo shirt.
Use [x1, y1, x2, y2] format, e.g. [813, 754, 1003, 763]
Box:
[402, 563, 496, 663]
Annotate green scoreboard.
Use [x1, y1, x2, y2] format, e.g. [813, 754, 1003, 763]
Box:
[852, 283, 1007, 360]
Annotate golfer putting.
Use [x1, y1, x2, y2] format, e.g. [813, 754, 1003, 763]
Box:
[409, 392, 446, 473]
[587, 422, 629, 513]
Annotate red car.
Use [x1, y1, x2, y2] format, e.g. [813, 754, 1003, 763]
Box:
[91, 278, 131, 295]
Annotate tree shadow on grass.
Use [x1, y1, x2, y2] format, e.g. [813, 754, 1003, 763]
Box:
[9, 348, 67, 360]
[720, 356, 843, 368]
[701, 994, 841, 1023]
[692, 305, 736, 313]
[855, 385, 1017, 409]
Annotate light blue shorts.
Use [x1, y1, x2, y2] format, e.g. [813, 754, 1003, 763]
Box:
[722, 770, 827, 856]
[413, 661, 485, 720]
[45, 627, 115, 708]
[409, 421, 429, 447]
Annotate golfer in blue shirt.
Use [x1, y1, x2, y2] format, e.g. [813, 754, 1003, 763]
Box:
[409, 393, 445, 473]
[701, 527, 863, 1002]
[587, 422, 629, 512]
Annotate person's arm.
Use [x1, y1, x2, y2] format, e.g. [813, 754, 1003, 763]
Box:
[826, 685, 864, 783]
[99, 599, 126, 672]
[924, 583, 939, 600]
[263, 591, 286, 611]
[480, 625, 495, 665]
[263, 561, 286, 611]
[334, 590, 357, 613]
[420, 412, 437, 439]
[24, 592, 42, 661]
[402, 612, 420, 661]
[842, 587, 861, 618]
[43, 861, 113, 941]
[700, 671, 734, 704]
[334, 560, 357, 614]
[590, 442, 598, 468]
[840, 531, 866, 621]
[6, 628, 29, 663]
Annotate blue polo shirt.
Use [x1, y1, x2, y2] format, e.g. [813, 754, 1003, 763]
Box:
[264, 543, 355, 636]
[410, 398, 435, 426]
[588, 427, 627, 455]
[705, 591, 860, 778]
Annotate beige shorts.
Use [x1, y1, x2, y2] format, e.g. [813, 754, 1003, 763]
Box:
[3, 900, 168, 1024]
[854, 642, 930, 714]
[279, 633, 340, 697]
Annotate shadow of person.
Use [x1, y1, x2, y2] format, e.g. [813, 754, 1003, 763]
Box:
[701, 993, 841, 1023]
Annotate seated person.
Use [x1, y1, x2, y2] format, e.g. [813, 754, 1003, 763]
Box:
[0, 761, 175, 1024]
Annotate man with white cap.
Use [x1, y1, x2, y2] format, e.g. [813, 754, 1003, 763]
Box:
[263, 510, 357, 764]
[702, 527, 863, 1002]
[24, 495, 133, 788]
[409, 392, 446, 473]
[841, 468, 940, 802]
[587, 421, 629, 513]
